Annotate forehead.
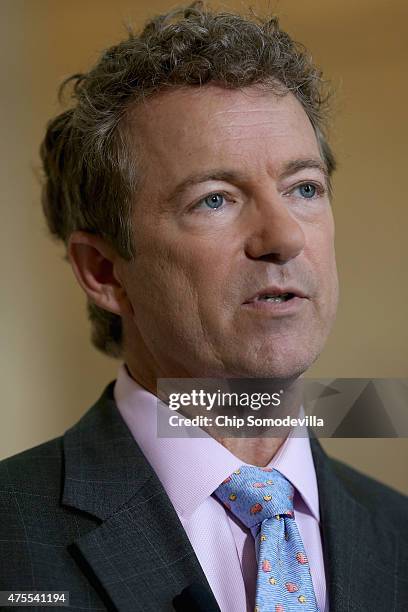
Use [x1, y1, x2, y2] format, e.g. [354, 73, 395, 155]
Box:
[130, 85, 321, 184]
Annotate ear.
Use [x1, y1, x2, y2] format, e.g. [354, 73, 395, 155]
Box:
[68, 231, 133, 317]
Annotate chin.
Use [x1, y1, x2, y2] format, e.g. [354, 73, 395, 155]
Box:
[226, 344, 322, 380]
[248, 362, 310, 381]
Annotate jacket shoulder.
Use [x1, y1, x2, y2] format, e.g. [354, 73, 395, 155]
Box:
[0, 436, 63, 496]
[330, 455, 408, 525]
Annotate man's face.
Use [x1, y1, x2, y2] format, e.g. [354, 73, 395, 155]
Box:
[119, 85, 338, 379]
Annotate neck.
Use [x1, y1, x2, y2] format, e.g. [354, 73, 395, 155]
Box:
[124, 360, 302, 468]
[212, 434, 287, 467]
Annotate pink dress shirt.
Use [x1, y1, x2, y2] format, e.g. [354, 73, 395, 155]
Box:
[114, 364, 328, 612]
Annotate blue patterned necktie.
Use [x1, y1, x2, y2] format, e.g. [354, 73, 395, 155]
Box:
[214, 466, 318, 612]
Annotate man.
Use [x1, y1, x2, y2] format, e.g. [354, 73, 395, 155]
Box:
[1, 4, 407, 611]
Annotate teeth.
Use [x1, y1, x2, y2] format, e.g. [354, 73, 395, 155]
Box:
[265, 296, 285, 303]
[259, 294, 288, 302]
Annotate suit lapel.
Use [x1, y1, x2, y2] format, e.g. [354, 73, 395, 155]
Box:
[62, 383, 211, 611]
[310, 437, 404, 612]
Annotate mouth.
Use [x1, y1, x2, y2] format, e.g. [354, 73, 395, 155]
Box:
[243, 287, 308, 305]
[241, 286, 309, 317]
[250, 292, 296, 304]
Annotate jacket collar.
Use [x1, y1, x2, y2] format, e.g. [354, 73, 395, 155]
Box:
[62, 381, 151, 520]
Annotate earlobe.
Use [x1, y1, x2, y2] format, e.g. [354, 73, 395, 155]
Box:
[67, 231, 132, 317]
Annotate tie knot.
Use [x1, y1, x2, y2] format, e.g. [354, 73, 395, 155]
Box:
[214, 466, 294, 529]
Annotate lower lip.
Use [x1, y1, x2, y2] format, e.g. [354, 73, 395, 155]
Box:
[242, 296, 307, 315]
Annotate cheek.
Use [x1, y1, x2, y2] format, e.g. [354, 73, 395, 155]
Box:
[157, 226, 235, 292]
[306, 222, 338, 299]
[126, 235, 206, 329]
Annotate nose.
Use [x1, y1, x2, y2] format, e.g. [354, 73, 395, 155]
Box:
[244, 195, 305, 264]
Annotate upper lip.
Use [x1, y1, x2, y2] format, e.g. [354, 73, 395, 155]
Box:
[243, 286, 308, 304]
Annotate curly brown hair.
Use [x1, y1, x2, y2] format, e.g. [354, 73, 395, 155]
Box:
[40, 2, 336, 359]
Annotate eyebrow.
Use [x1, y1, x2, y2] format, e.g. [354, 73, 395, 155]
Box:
[280, 158, 329, 181]
[166, 157, 329, 204]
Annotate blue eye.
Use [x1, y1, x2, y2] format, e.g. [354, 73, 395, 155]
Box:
[298, 183, 317, 198]
[200, 193, 225, 210]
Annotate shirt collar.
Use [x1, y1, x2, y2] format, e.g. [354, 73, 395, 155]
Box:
[115, 364, 320, 522]
[269, 420, 320, 522]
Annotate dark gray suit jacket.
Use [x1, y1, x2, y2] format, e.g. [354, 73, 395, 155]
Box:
[1, 382, 407, 611]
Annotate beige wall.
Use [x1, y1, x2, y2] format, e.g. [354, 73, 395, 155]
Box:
[1, 1, 407, 493]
